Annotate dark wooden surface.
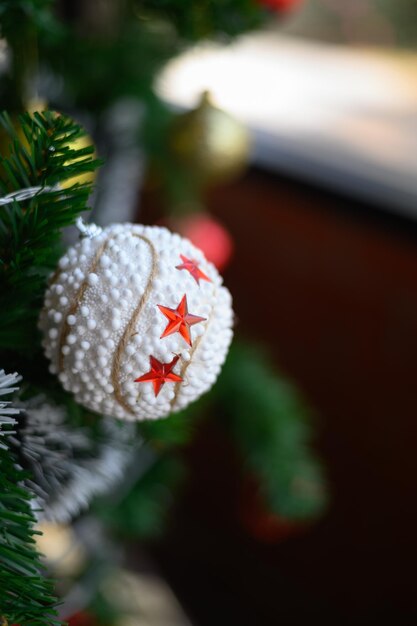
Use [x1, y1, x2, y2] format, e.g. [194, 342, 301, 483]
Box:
[141, 169, 417, 626]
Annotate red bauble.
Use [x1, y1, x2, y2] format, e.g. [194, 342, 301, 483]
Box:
[68, 612, 98, 626]
[168, 214, 234, 272]
[240, 475, 306, 543]
[258, 0, 303, 12]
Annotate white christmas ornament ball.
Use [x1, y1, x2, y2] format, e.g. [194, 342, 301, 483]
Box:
[39, 223, 233, 421]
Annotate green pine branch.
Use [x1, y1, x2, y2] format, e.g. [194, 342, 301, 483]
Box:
[0, 1, 59, 111]
[0, 0, 55, 34]
[0, 370, 61, 625]
[136, 0, 263, 40]
[136, 339, 327, 523]
[216, 340, 327, 520]
[0, 110, 100, 354]
[0, 114, 100, 625]
[0, 444, 62, 625]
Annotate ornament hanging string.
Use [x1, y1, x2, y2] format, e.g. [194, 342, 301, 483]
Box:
[0, 185, 59, 205]
[0, 188, 101, 239]
[75, 217, 102, 239]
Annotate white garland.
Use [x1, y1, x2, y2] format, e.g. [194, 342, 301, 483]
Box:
[0, 369, 21, 447]
[10, 397, 138, 523]
[0, 369, 139, 522]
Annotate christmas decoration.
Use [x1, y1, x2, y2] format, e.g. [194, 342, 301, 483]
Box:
[0, 99, 47, 164]
[217, 342, 327, 521]
[40, 223, 234, 421]
[169, 91, 250, 186]
[176, 254, 211, 285]
[170, 213, 234, 271]
[135, 355, 183, 397]
[157, 294, 206, 345]
[0, 110, 96, 190]
[68, 612, 98, 626]
[240, 475, 307, 543]
[258, 0, 304, 12]
[61, 133, 97, 189]
[35, 522, 87, 578]
[10, 397, 137, 522]
[0, 3, 327, 619]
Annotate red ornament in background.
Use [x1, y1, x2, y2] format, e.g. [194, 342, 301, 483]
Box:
[240, 475, 307, 543]
[258, 0, 303, 13]
[68, 612, 98, 626]
[170, 213, 234, 272]
[135, 354, 183, 396]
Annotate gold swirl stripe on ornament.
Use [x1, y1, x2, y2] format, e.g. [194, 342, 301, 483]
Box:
[111, 234, 158, 415]
[1, 617, 8, 626]
[47, 267, 61, 287]
[169, 289, 217, 411]
[58, 237, 112, 371]
[170, 335, 203, 410]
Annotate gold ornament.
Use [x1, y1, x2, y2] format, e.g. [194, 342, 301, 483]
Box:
[27, 98, 48, 114]
[0, 99, 47, 159]
[0, 106, 96, 188]
[35, 521, 86, 578]
[60, 132, 96, 189]
[169, 91, 250, 186]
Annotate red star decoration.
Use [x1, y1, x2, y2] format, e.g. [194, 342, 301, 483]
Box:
[134, 354, 182, 396]
[157, 294, 206, 346]
[176, 254, 212, 285]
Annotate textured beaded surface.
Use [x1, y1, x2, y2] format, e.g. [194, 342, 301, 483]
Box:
[39, 223, 233, 421]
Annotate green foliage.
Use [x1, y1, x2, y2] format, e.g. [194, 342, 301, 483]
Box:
[0, 0, 264, 111]
[88, 584, 120, 626]
[94, 456, 185, 539]
[39, 17, 178, 113]
[104, 339, 324, 529]
[0, 372, 61, 624]
[0, 13, 327, 613]
[0, 438, 61, 624]
[139, 397, 207, 449]
[0, 0, 59, 110]
[96, 406, 204, 539]
[0, 110, 99, 622]
[377, 0, 417, 47]
[0, 110, 100, 355]
[216, 341, 327, 520]
[30, 0, 264, 113]
[137, 0, 263, 40]
[0, 0, 54, 31]
[124, 339, 327, 526]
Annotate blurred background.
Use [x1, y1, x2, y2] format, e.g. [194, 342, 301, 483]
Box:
[2, 0, 417, 624]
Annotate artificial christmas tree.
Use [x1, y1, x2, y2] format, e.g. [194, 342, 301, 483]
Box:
[0, 1, 325, 622]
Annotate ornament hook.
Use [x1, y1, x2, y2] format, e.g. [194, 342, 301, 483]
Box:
[75, 217, 102, 239]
